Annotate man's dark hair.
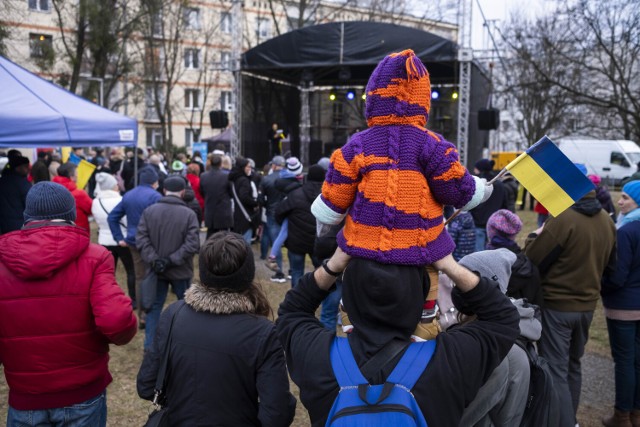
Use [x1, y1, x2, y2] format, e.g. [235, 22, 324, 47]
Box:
[210, 155, 222, 168]
[57, 162, 77, 178]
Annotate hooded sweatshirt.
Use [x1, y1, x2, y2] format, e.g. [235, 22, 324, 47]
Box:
[524, 191, 616, 311]
[276, 258, 519, 427]
[0, 222, 136, 410]
[311, 49, 483, 266]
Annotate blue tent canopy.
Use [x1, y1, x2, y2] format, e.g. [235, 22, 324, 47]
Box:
[0, 55, 137, 148]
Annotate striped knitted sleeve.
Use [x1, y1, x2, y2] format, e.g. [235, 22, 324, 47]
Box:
[311, 143, 361, 225]
[423, 135, 477, 209]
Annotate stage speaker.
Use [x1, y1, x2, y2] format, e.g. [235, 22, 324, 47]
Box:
[478, 108, 500, 130]
[209, 110, 229, 129]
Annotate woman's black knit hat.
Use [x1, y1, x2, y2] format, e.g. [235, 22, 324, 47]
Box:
[199, 231, 255, 291]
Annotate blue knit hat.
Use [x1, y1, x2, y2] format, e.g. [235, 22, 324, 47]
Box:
[24, 182, 76, 223]
[138, 166, 159, 186]
[623, 181, 640, 206]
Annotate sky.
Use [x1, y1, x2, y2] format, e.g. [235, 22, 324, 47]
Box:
[471, 0, 550, 49]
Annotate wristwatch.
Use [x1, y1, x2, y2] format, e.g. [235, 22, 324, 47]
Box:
[321, 259, 341, 277]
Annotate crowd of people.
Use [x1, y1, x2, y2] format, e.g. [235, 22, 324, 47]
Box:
[0, 49, 637, 427]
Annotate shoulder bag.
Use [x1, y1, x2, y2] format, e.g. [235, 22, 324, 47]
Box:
[143, 302, 186, 427]
[231, 182, 261, 228]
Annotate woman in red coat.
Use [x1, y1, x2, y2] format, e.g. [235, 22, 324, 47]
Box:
[52, 162, 93, 232]
[186, 162, 205, 213]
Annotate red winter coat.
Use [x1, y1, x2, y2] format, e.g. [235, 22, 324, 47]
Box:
[52, 176, 93, 232]
[0, 222, 137, 410]
[186, 173, 205, 212]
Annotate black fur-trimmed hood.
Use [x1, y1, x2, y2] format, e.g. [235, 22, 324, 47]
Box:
[184, 282, 255, 314]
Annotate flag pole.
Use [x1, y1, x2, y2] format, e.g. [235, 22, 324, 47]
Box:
[444, 168, 508, 226]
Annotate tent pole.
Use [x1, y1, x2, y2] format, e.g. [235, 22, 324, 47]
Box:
[299, 86, 311, 166]
[134, 139, 138, 188]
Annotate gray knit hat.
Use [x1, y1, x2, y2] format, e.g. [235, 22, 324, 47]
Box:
[459, 248, 517, 293]
[24, 182, 76, 223]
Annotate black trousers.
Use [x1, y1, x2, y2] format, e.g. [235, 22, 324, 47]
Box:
[105, 245, 136, 307]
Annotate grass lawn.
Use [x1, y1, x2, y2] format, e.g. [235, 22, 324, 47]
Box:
[0, 203, 615, 426]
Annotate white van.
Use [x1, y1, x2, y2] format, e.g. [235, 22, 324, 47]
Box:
[555, 139, 640, 184]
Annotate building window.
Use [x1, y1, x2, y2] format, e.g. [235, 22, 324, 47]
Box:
[221, 91, 233, 111]
[145, 85, 164, 121]
[151, 11, 163, 37]
[29, 33, 53, 58]
[185, 128, 201, 146]
[220, 51, 231, 70]
[185, 88, 201, 110]
[256, 17, 270, 39]
[183, 7, 200, 30]
[221, 12, 232, 34]
[146, 128, 163, 148]
[28, 0, 49, 11]
[184, 48, 200, 69]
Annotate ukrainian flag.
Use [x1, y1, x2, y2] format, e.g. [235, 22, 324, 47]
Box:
[68, 152, 96, 190]
[505, 136, 594, 217]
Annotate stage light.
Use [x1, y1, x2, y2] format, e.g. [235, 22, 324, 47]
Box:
[362, 93, 366, 100]
[329, 92, 336, 101]
[452, 91, 459, 100]
[431, 90, 440, 100]
[346, 89, 356, 100]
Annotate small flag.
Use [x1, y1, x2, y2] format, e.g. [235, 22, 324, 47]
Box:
[61, 147, 71, 164]
[67, 152, 96, 190]
[516, 183, 525, 207]
[505, 136, 594, 217]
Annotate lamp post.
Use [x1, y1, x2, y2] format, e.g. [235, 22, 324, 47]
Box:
[83, 76, 104, 107]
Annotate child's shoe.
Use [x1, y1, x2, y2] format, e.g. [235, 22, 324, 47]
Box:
[411, 302, 440, 341]
[411, 321, 440, 342]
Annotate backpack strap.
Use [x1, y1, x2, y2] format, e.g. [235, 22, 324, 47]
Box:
[330, 337, 368, 388]
[386, 340, 436, 390]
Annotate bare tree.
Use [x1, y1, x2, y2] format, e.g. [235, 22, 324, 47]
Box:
[499, 0, 640, 142]
[496, 15, 578, 146]
[138, 0, 230, 154]
[50, 0, 140, 108]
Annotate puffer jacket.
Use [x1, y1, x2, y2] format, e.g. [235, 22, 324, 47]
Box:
[91, 190, 127, 246]
[52, 176, 93, 232]
[448, 211, 476, 261]
[0, 222, 137, 410]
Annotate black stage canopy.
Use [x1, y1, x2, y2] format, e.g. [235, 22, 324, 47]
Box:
[239, 22, 490, 167]
[242, 21, 458, 86]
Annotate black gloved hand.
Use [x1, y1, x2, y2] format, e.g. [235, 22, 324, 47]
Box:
[152, 257, 170, 273]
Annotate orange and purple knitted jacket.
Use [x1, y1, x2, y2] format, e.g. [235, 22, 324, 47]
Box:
[311, 50, 486, 265]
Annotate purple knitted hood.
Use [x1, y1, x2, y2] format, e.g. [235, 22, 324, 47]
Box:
[365, 49, 431, 128]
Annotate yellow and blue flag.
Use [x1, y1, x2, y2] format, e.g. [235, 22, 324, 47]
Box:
[68, 152, 96, 190]
[505, 136, 594, 217]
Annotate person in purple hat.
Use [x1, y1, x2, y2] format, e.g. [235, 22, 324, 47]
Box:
[486, 209, 543, 307]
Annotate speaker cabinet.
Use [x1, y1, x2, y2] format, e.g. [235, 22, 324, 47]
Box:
[478, 109, 500, 130]
[209, 110, 229, 129]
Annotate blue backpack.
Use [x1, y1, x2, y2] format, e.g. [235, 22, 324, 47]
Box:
[326, 337, 436, 427]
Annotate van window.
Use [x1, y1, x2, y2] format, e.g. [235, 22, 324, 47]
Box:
[611, 151, 630, 167]
[627, 152, 640, 167]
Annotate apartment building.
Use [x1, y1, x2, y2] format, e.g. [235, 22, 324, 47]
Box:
[1, 0, 456, 153]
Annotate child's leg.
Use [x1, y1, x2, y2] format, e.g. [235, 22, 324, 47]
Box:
[412, 265, 441, 342]
[270, 219, 288, 258]
[266, 219, 288, 272]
